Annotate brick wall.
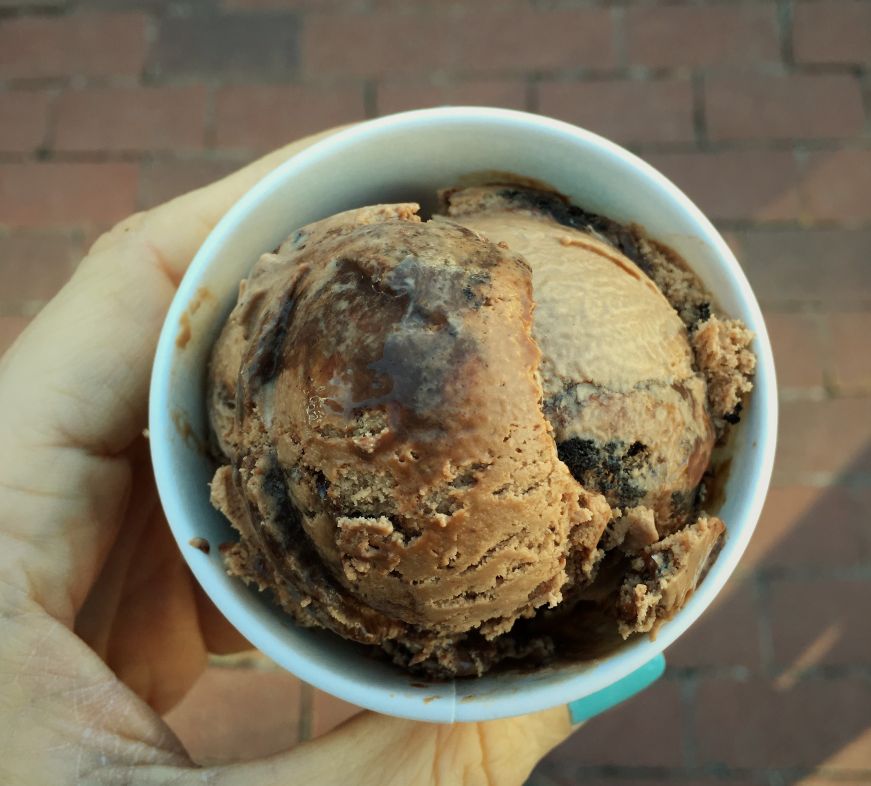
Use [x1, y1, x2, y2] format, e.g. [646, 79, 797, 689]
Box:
[1, 1, 870, 785]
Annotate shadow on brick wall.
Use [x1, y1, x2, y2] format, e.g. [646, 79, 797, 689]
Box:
[530, 443, 871, 786]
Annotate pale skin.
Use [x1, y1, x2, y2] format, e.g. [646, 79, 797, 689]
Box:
[0, 129, 576, 786]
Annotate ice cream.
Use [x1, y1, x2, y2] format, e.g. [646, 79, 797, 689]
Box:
[441, 186, 715, 531]
[207, 183, 755, 677]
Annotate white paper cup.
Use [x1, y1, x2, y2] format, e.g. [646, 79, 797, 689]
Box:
[149, 107, 777, 723]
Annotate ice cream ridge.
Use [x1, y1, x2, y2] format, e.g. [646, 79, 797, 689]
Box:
[207, 183, 756, 677]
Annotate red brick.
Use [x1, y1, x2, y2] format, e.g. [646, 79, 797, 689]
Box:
[798, 781, 871, 786]
[625, 5, 779, 69]
[746, 486, 871, 569]
[0, 91, 52, 153]
[706, 74, 864, 142]
[771, 578, 871, 668]
[828, 312, 871, 391]
[776, 398, 871, 479]
[214, 84, 365, 153]
[54, 86, 208, 154]
[72, 0, 172, 6]
[544, 680, 683, 768]
[227, 0, 369, 8]
[538, 78, 693, 145]
[0, 231, 82, 303]
[794, 0, 871, 65]
[801, 150, 871, 225]
[525, 767, 576, 786]
[377, 80, 527, 116]
[138, 158, 242, 210]
[0, 316, 30, 358]
[0, 13, 148, 79]
[697, 678, 871, 768]
[164, 666, 302, 764]
[372, 0, 530, 11]
[798, 782, 871, 786]
[312, 690, 361, 738]
[645, 151, 803, 222]
[0, 163, 138, 229]
[764, 312, 826, 389]
[303, 8, 616, 77]
[0, 0, 64, 7]
[668, 581, 761, 669]
[729, 229, 871, 308]
[150, 14, 300, 79]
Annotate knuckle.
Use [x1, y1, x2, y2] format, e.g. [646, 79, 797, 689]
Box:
[88, 211, 149, 255]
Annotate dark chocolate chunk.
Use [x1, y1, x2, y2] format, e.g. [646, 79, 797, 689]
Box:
[723, 402, 743, 424]
[557, 438, 646, 508]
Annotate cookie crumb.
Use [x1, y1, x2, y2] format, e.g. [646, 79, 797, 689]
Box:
[691, 316, 756, 430]
[189, 537, 211, 554]
[617, 515, 725, 637]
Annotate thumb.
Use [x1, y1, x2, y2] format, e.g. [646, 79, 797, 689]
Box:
[141, 656, 665, 786]
[195, 655, 666, 786]
[200, 707, 574, 786]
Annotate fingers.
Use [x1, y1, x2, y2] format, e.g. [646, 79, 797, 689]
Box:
[186, 656, 669, 786]
[190, 707, 574, 786]
[86, 126, 345, 284]
[193, 583, 254, 656]
[0, 125, 343, 458]
[0, 127, 344, 619]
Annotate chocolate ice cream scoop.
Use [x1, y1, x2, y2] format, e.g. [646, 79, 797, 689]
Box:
[208, 203, 610, 675]
[440, 186, 715, 530]
[207, 185, 755, 677]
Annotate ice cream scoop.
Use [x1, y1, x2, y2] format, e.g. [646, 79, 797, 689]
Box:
[208, 202, 611, 675]
[440, 185, 715, 531]
[206, 185, 754, 677]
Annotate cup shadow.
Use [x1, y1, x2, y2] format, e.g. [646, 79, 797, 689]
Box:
[529, 441, 871, 785]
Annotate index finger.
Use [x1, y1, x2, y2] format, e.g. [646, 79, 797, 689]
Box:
[0, 127, 344, 619]
[89, 126, 344, 283]
[2, 125, 344, 457]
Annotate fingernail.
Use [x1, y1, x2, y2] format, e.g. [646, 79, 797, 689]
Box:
[567, 654, 666, 725]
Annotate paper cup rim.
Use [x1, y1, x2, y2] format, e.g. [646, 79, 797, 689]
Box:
[149, 107, 777, 722]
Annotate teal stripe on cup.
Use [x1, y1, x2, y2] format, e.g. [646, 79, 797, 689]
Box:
[567, 654, 666, 725]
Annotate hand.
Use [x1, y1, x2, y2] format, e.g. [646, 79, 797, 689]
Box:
[0, 128, 662, 786]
